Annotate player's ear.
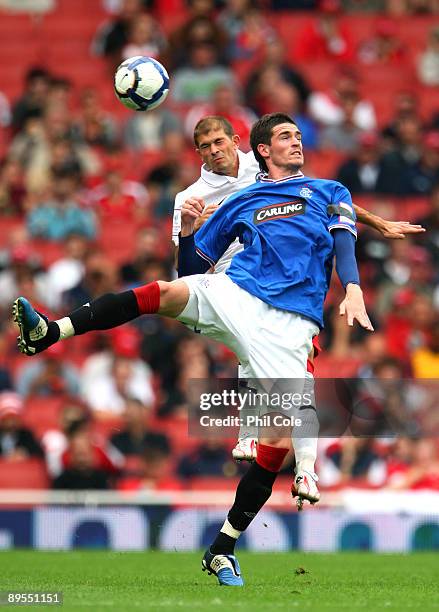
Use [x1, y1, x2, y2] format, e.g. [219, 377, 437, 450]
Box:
[257, 142, 269, 160]
[232, 134, 240, 148]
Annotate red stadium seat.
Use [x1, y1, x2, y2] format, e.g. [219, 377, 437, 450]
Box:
[21, 396, 65, 438]
[0, 458, 49, 489]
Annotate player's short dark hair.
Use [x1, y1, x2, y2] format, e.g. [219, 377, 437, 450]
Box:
[250, 113, 297, 173]
[193, 116, 235, 147]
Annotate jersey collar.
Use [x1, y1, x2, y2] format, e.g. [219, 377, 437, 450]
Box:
[259, 171, 304, 183]
[201, 150, 252, 187]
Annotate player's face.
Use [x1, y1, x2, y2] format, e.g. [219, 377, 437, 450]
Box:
[196, 129, 240, 176]
[259, 123, 304, 175]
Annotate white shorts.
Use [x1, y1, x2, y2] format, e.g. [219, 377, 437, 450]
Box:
[177, 273, 319, 383]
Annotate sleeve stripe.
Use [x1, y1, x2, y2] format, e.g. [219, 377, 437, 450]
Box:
[339, 214, 356, 226]
[339, 201, 354, 213]
[195, 247, 216, 267]
[327, 204, 355, 221]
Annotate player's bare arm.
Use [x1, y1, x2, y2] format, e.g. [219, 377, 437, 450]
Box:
[353, 204, 425, 239]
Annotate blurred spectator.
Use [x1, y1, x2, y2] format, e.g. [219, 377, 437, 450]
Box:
[335, 131, 384, 192]
[80, 326, 155, 418]
[221, 6, 277, 63]
[124, 101, 182, 151]
[171, 43, 237, 104]
[0, 90, 11, 128]
[110, 397, 170, 455]
[15, 342, 80, 398]
[245, 38, 311, 113]
[376, 117, 424, 196]
[0, 392, 44, 459]
[406, 130, 439, 195]
[319, 97, 363, 152]
[340, 0, 386, 10]
[184, 83, 256, 151]
[357, 18, 405, 65]
[217, 0, 255, 61]
[119, 227, 167, 287]
[0, 159, 27, 216]
[72, 89, 118, 151]
[293, 0, 355, 63]
[62, 250, 117, 311]
[45, 234, 89, 311]
[82, 354, 155, 417]
[308, 67, 377, 132]
[166, 9, 227, 70]
[415, 183, 439, 261]
[117, 445, 176, 491]
[93, 0, 144, 68]
[356, 332, 389, 378]
[269, 0, 318, 6]
[263, 82, 318, 150]
[52, 419, 112, 489]
[324, 438, 386, 486]
[121, 12, 166, 61]
[417, 25, 439, 86]
[11, 66, 51, 133]
[41, 401, 90, 477]
[385, 437, 414, 487]
[376, 242, 435, 314]
[0, 244, 47, 309]
[0, 327, 13, 392]
[177, 439, 241, 479]
[26, 167, 97, 241]
[388, 439, 439, 490]
[144, 132, 198, 219]
[385, 290, 436, 362]
[411, 319, 439, 378]
[92, 158, 148, 221]
[381, 91, 421, 150]
[158, 336, 214, 418]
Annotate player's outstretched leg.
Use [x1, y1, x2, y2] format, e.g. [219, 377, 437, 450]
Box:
[13, 281, 190, 356]
[202, 442, 289, 586]
[231, 377, 258, 462]
[290, 372, 320, 510]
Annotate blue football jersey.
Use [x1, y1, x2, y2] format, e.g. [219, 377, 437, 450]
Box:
[195, 173, 357, 328]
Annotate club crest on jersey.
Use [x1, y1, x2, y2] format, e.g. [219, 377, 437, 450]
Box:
[254, 199, 306, 224]
[300, 187, 313, 198]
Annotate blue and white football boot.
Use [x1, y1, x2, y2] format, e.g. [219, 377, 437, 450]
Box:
[12, 297, 50, 356]
[202, 549, 244, 586]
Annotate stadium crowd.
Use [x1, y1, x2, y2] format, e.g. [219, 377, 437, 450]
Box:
[0, 0, 438, 494]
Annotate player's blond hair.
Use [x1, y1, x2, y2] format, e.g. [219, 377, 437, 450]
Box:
[193, 116, 235, 147]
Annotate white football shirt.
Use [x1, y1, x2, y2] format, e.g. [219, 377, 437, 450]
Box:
[172, 150, 260, 274]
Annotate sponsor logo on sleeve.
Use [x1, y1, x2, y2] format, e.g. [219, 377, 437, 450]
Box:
[253, 199, 306, 224]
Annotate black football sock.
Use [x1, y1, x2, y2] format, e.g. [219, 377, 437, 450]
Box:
[210, 462, 278, 555]
[66, 291, 140, 335]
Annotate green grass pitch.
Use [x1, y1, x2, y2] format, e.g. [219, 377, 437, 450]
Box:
[1, 551, 438, 611]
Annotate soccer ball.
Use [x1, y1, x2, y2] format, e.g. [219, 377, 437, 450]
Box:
[114, 56, 169, 111]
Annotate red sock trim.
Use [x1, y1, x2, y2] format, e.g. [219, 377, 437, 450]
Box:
[133, 281, 160, 315]
[256, 444, 289, 473]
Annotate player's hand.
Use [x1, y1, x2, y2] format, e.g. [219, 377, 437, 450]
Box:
[339, 284, 374, 331]
[194, 204, 219, 231]
[379, 220, 425, 240]
[181, 197, 205, 236]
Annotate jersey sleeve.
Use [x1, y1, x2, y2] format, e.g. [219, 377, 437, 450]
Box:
[172, 192, 184, 246]
[194, 202, 237, 266]
[327, 182, 357, 239]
